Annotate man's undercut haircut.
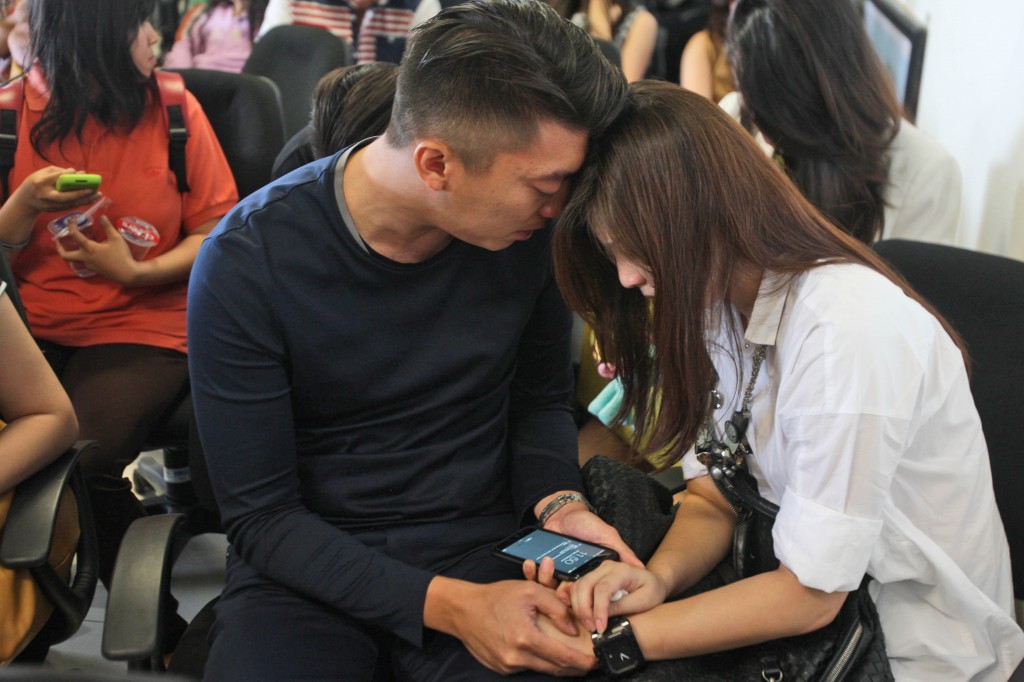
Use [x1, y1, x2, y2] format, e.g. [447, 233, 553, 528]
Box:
[386, 0, 627, 172]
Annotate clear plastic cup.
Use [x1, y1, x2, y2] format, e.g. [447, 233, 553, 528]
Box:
[116, 217, 160, 261]
[48, 212, 97, 277]
[47, 196, 112, 278]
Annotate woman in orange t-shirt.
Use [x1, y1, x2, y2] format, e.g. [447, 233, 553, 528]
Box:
[0, 0, 237, 624]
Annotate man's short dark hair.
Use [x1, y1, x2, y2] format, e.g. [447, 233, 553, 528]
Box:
[386, 0, 627, 171]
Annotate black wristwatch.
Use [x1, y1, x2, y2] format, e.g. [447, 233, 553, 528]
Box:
[591, 616, 645, 677]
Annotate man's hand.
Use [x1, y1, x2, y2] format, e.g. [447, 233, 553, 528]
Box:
[544, 505, 643, 570]
[424, 576, 595, 676]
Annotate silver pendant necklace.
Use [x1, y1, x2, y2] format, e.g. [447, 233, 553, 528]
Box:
[696, 344, 767, 481]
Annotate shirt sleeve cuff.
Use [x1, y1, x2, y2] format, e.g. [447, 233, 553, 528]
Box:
[772, 486, 882, 593]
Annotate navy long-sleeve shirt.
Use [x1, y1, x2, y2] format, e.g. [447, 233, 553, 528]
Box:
[187, 151, 581, 647]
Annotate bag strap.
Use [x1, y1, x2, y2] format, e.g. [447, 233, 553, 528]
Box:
[154, 69, 190, 193]
[714, 466, 779, 519]
[0, 75, 25, 203]
[0, 72, 190, 201]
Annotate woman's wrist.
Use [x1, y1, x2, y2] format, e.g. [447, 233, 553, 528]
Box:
[0, 190, 40, 246]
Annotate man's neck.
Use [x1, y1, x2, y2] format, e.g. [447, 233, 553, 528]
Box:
[342, 138, 453, 264]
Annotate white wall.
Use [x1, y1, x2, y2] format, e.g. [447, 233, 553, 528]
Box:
[898, 0, 1024, 259]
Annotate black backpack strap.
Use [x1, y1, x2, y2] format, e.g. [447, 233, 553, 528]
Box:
[154, 70, 190, 193]
[0, 75, 25, 203]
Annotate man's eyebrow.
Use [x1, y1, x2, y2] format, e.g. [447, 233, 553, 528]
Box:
[531, 170, 576, 183]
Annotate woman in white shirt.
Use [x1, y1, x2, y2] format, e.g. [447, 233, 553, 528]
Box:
[546, 81, 1023, 680]
[724, 0, 960, 246]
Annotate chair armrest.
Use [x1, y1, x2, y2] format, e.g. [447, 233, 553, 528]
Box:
[0, 441, 97, 568]
[102, 513, 191, 666]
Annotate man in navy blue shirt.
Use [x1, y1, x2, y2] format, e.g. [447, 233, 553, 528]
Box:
[188, 1, 636, 679]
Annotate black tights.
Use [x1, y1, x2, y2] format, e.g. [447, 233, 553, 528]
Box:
[39, 341, 189, 587]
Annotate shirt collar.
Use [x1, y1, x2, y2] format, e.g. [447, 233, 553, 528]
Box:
[743, 271, 793, 348]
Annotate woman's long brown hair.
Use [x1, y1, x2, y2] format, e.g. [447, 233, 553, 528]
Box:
[554, 81, 965, 467]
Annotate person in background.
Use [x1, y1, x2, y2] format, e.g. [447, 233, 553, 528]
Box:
[679, 0, 733, 102]
[546, 80, 1024, 681]
[582, 0, 966, 465]
[188, 1, 638, 679]
[723, 0, 961, 245]
[0, 0, 238, 652]
[0, 279, 77, 495]
[546, 0, 657, 82]
[270, 61, 397, 179]
[257, 0, 440, 64]
[0, 0, 29, 82]
[163, 0, 269, 72]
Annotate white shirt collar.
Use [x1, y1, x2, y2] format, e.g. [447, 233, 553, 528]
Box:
[743, 271, 793, 348]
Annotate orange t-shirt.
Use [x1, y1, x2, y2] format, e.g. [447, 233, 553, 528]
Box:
[9, 69, 238, 353]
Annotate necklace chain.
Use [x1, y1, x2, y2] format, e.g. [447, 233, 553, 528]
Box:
[696, 344, 767, 482]
[741, 344, 767, 416]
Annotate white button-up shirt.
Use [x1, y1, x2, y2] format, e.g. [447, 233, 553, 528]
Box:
[681, 263, 1024, 681]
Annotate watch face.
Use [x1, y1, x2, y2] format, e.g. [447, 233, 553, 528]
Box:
[599, 631, 643, 675]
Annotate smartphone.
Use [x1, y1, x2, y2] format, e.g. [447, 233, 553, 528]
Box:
[55, 173, 102, 192]
[493, 527, 619, 582]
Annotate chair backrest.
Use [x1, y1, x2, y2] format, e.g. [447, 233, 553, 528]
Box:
[593, 38, 621, 69]
[242, 24, 353, 139]
[873, 239, 1024, 606]
[166, 68, 286, 199]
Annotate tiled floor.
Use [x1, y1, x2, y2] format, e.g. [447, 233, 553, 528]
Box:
[27, 451, 229, 677]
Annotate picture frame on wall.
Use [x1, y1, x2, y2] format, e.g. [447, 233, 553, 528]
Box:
[858, 0, 928, 120]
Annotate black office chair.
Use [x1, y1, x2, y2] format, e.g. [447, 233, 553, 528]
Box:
[242, 24, 353, 139]
[165, 68, 287, 199]
[873, 239, 1024, 624]
[103, 511, 389, 680]
[1, 442, 100, 664]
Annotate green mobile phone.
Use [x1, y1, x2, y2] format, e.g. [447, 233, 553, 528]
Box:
[55, 173, 102, 192]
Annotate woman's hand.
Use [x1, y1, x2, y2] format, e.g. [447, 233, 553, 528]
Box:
[0, 167, 99, 249]
[55, 215, 142, 286]
[567, 560, 670, 634]
[14, 166, 99, 215]
[545, 506, 644, 570]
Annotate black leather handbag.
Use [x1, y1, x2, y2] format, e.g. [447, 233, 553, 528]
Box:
[582, 455, 894, 682]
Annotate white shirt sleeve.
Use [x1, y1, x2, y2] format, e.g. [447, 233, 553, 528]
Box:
[882, 120, 963, 246]
[257, 0, 294, 39]
[717, 91, 774, 157]
[411, 0, 440, 28]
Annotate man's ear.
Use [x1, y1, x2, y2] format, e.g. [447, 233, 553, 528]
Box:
[413, 140, 461, 192]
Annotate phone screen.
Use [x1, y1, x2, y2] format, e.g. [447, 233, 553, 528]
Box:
[497, 528, 614, 579]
